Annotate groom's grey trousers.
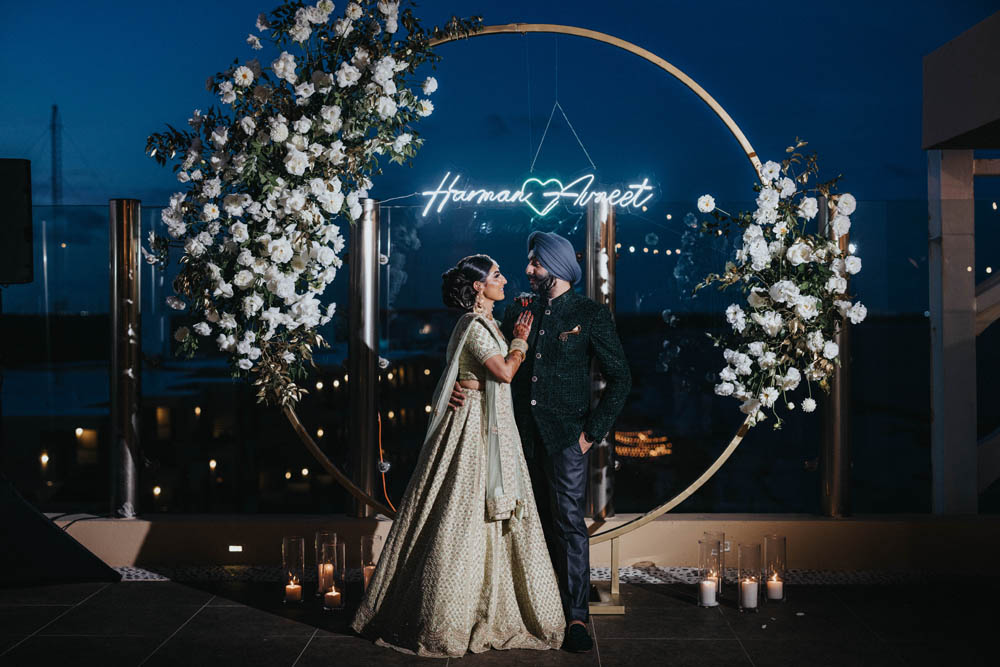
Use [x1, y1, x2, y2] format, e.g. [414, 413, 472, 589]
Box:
[527, 440, 590, 624]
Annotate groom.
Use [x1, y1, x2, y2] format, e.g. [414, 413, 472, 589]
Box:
[489, 231, 630, 652]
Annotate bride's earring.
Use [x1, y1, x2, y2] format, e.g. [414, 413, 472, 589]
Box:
[473, 289, 486, 315]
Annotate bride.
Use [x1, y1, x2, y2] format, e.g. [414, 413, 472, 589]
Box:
[351, 254, 566, 657]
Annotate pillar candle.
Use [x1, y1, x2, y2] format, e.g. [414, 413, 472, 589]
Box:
[323, 587, 342, 609]
[284, 583, 302, 603]
[740, 579, 758, 609]
[699, 579, 718, 606]
[766, 576, 784, 600]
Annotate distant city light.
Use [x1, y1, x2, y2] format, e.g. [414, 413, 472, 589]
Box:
[666, 214, 672, 220]
[228, 545, 243, 553]
[40, 452, 49, 465]
[153, 486, 162, 497]
[332, 379, 340, 388]
[315, 381, 324, 390]
[423, 368, 431, 376]
[643, 247, 649, 253]
[194, 406, 202, 416]
[387, 372, 394, 380]
[75, 427, 83, 437]
[653, 249, 659, 254]
[387, 411, 396, 419]
[666, 249, 673, 256]
[675, 248, 681, 254]
[967, 266, 973, 272]
[642, 206, 648, 212]
[301, 468, 309, 477]
[60, 242, 67, 248]
[316, 428, 324, 438]
[209, 459, 217, 471]
[344, 374, 349, 382]
[629, 246, 635, 253]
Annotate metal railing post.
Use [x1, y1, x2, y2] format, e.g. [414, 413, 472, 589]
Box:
[818, 196, 852, 517]
[585, 200, 616, 519]
[349, 199, 380, 518]
[109, 199, 141, 518]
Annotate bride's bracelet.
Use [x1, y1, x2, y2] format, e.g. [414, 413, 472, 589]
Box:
[509, 338, 529, 355]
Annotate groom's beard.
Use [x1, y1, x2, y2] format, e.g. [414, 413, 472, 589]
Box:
[529, 273, 557, 304]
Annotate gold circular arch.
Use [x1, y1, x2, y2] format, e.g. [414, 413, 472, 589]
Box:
[295, 23, 763, 538]
[430, 23, 762, 544]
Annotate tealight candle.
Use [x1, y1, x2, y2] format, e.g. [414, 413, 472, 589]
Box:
[324, 586, 342, 609]
[766, 573, 784, 600]
[740, 578, 759, 609]
[284, 582, 302, 603]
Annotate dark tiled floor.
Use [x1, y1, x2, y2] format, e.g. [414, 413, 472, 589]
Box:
[0, 581, 995, 666]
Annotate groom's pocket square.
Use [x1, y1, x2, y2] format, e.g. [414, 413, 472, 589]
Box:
[558, 325, 581, 341]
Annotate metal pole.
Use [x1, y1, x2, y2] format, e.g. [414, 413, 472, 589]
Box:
[818, 196, 851, 517]
[585, 200, 616, 519]
[349, 199, 379, 518]
[109, 199, 141, 519]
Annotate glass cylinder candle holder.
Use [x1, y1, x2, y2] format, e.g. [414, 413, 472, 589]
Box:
[361, 535, 377, 591]
[703, 531, 726, 598]
[314, 531, 337, 598]
[737, 543, 761, 612]
[764, 534, 787, 603]
[282, 536, 305, 604]
[698, 539, 721, 607]
[335, 540, 347, 591]
[320, 542, 343, 610]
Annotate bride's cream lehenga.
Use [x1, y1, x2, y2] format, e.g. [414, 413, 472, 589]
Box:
[350, 313, 565, 658]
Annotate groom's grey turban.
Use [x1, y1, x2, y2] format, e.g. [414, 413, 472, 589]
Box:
[527, 231, 581, 285]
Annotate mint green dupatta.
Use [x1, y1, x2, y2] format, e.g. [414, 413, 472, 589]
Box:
[423, 313, 526, 527]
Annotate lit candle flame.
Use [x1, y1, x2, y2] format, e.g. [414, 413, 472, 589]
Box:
[771, 573, 779, 582]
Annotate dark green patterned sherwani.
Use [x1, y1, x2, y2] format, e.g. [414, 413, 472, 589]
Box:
[500, 290, 631, 458]
[500, 288, 631, 626]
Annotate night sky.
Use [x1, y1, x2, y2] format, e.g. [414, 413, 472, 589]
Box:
[2, 0, 998, 207]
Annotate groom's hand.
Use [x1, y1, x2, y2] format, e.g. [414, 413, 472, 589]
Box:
[578, 432, 594, 454]
[448, 382, 465, 410]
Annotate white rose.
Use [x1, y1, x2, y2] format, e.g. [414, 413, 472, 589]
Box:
[184, 238, 206, 258]
[751, 310, 783, 337]
[807, 331, 824, 353]
[392, 133, 412, 153]
[237, 358, 254, 370]
[376, 95, 397, 119]
[831, 215, 851, 239]
[837, 193, 857, 216]
[795, 295, 820, 321]
[778, 177, 796, 198]
[848, 302, 868, 324]
[284, 148, 309, 176]
[823, 341, 839, 359]
[798, 197, 818, 220]
[271, 51, 297, 84]
[697, 194, 716, 213]
[726, 304, 746, 333]
[768, 280, 800, 304]
[714, 382, 735, 397]
[166, 296, 186, 310]
[758, 351, 777, 369]
[740, 398, 762, 415]
[756, 187, 779, 210]
[230, 222, 249, 243]
[753, 206, 777, 226]
[216, 333, 236, 351]
[336, 62, 361, 88]
[719, 366, 737, 382]
[268, 238, 294, 264]
[294, 81, 315, 104]
[802, 397, 817, 413]
[782, 367, 801, 391]
[193, 322, 211, 336]
[825, 275, 848, 294]
[760, 160, 781, 183]
[748, 342, 765, 357]
[239, 116, 255, 134]
[243, 294, 265, 315]
[845, 256, 862, 275]
[786, 241, 812, 266]
[233, 270, 254, 289]
[422, 76, 438, 94]
[173, 326, 190, 342]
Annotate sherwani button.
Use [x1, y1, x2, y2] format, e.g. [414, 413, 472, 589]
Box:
[545, 309, 551, 315]
[531, 376, 537, 382]
[535, 353, 542, 359]
[539, 330, 545, 335]
[530, 399, 537, 406]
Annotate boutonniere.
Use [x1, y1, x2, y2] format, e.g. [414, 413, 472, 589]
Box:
[558, 325, 581, 341]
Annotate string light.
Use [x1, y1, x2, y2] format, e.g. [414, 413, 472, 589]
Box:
[209, 459, 217, 471]
[60, 242, 67, 248]
[40, 452, 50, 465]
[75, 427, 83, 437]
[387, 372, 394, 381]
[153, 486, 162, 496]
[423, 368, 431, 376]
[316, 428, 324, 438]
[194, 406, 202, 416]
[666, 214, 672, 220]
[967, 266, 973, 272]
[643, 247, 649, 253]
[988, 267, 993, 274]
[424, 405, 432, 413]
[333, 379, 340, 388]
[316, 381, 324, 390]
[629, 246, 636, 253]
[387, 411, 395, 419]
[285, 471, 292, 480]
[653, 249, 659, 254]
[614, 430, 672, 458]
[665, 249, 673, 256]
[301, 468, 309, 477]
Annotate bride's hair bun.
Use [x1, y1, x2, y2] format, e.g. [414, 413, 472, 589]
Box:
[441, 254, 495, 310]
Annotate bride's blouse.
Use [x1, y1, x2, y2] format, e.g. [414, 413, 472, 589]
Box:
[457, 319, 507, 382]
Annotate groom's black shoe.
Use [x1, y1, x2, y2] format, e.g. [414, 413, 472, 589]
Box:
[563, 623, 594, 653]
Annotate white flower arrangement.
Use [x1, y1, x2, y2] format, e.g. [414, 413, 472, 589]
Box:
[145, 1, 481, 406]
[696, 140, 866, 428]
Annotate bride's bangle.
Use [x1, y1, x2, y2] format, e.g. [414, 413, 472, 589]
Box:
[509, 338, 529, 354]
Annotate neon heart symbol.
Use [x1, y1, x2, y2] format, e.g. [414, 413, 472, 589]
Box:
[520, 177, 564, 217]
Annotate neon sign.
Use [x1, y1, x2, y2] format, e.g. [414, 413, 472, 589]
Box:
[420, 172, 655, 217]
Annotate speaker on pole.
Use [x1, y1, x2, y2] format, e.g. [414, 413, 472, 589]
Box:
[0, 159, 33, 285]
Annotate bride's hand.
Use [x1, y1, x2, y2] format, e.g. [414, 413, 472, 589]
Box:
[448, 381, 465, 410]
[513, 311, 533, 340]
